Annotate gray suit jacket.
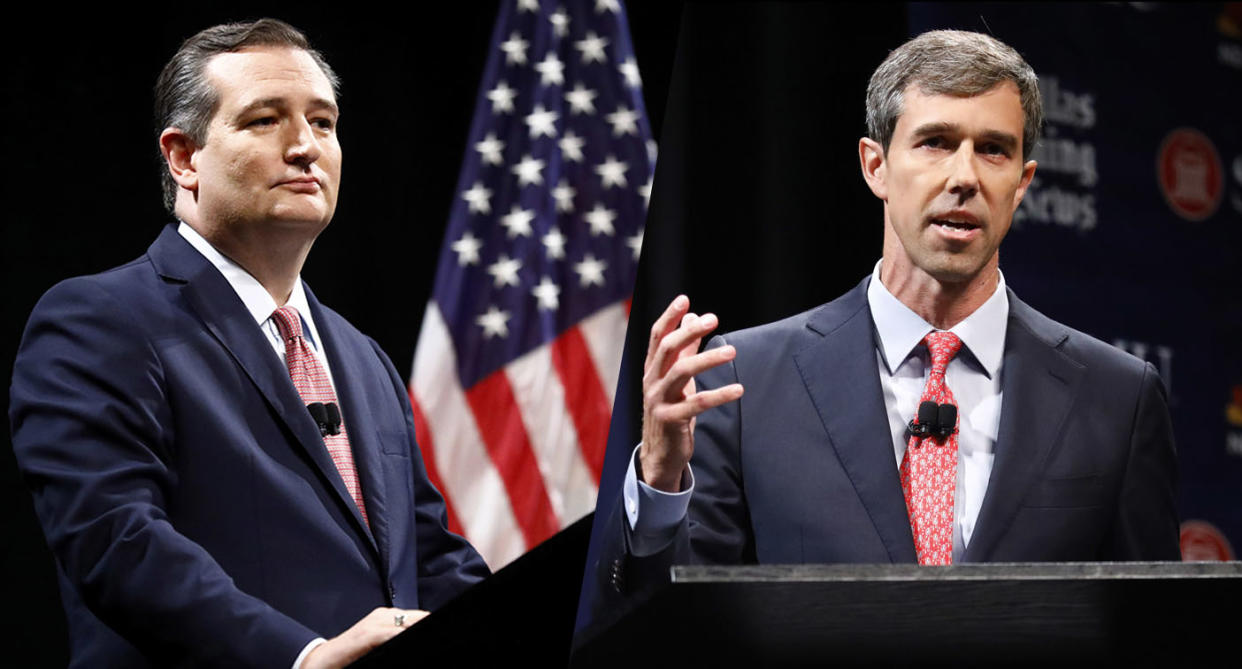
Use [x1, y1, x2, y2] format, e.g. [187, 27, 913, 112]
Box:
[599, 278, 1178, 601]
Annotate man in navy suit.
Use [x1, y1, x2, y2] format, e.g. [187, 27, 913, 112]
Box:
[598, 30, 1178, 602]
[10, 19, 487, 668]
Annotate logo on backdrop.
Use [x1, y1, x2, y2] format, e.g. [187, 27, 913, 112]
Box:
[1014, 75, 1098, 233]
[1157, 128, 1223, 222]
[1226, 384, 1242, 458]
[1180, 520, 1235, 561]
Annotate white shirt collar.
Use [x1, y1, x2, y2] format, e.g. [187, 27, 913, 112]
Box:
[866, 259, 1008, 378]
[176, 222, 322, 348]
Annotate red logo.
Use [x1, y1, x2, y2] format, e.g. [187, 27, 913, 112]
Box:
[1180, 520, 1235, 561]
[1157, 128, 1223, 221]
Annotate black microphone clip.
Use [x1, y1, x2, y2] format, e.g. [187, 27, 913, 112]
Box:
[306, 401, 343, 437]
[907, 400, 958, 441]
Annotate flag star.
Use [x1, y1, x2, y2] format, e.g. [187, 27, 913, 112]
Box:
[534, 52, 566, 86]
[627, 229, 643, 260]
[517, 0, 540, 12]
[543, 226, 567, 259]
[487, 254, 523, 287]
[532, 277, 562, 311]
[451, 232, 483, 266]
[559, 131, 585, 162]
[595, 0, 620, 13]
[500, 205, 536, 238]
[461, 181, 492, 214]
[639, 176, 653, 207]
[574, 254, 607, 287]
[584, 204, 617, 236]
[595, 155, 628, 189]
[647, 139, 659, 163]
[500, 33, 529, 66]
[549, 8, 569, 37]
[488, 80, 517, 114]
[605, 105, 639, 136]
[574, 31, 609, 64]
[552, 179, 576, 213]
[525, 104, 559, 139]
[619, 57, 642, 88]
[511, 153, 546, 186]
[475, 132, 505, 165]
[476, 306, 512, 339]
[564, 83, 598, 115]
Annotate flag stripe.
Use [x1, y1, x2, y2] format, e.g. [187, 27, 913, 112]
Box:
[577, 303, 629, 407]
[505, 343, 599, 526]
[551, 325, 612, 481]
[409, 391, 465, 536]
[411, 303, 524, 567]
[464, 370, 561, 547]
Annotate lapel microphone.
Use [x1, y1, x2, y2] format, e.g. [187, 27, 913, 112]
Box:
[306, 402, 343, 436]
[908, 400, 957, 440]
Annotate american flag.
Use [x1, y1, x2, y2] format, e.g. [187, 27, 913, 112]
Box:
[408, 0, 654, 569]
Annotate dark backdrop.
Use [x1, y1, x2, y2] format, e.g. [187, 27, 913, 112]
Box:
[0, 4, 679, 665]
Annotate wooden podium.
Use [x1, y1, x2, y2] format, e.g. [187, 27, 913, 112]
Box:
[572, 562, 1241, 667]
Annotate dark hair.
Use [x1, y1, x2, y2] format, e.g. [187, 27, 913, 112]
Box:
[154, 18, 340, 213]
[866, 30, 1043, 161]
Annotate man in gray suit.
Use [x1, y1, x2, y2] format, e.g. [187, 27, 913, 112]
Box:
[599, 29, 1178, 601]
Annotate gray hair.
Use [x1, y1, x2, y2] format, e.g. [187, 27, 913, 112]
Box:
[865, 30, 1042, 161]
[154, 18, 341, 213]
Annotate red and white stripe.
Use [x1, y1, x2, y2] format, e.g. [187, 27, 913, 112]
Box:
[409, 301, 629, 569]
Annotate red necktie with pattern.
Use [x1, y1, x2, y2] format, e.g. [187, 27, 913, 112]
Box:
[271, 306, 369, 526]
[900, 331, 962, 565]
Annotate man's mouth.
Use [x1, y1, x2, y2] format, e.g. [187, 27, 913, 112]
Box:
[929, 215, 980, 232]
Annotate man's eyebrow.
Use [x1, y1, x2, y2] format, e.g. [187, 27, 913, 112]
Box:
[235, 97, 340, 116]
[910, 122, 1019, 150]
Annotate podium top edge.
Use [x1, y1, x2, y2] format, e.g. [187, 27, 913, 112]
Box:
[671, 561, 1242, 583]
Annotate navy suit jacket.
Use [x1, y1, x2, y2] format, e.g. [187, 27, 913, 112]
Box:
[10, 226, 488, 667]
[598, 278, 1179, 601]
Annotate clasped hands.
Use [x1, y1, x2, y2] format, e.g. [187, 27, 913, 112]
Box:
[639, 296, 745, 493]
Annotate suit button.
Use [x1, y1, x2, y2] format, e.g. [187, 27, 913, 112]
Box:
[610, 558, 625, 593]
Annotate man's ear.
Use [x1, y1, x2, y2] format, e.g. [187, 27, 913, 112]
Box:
[159, 127, 199, 194]
[859, 137, 887, 201]
[1012, 159, 1038, 210]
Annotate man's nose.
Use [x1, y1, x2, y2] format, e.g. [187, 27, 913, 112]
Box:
[947, 145, 980, 200]
[284, 118, 322, 167]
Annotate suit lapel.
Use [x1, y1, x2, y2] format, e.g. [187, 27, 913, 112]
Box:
[963, 292, 1085, 561]
[148, 227, 378, 552]
[308, 290, 390, 570]
[793, 281, 917, 563]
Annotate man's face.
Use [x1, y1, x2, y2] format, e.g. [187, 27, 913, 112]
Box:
[866, 81, 1035, 286]
[191, 46, 341, 235]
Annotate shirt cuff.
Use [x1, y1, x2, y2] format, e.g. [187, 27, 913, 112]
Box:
[293, 637, 327, 669]
[623, 444, 694, 556]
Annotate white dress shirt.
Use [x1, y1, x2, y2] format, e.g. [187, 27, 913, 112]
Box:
[624, 261, 1009, 562]
[176, 222, 331, 668]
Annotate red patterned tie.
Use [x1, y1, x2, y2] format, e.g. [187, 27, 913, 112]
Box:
[900, 331, 962, 565]
[271, 306, 369, 526]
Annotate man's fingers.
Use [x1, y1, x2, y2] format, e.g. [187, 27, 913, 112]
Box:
[646, 312, 721, 383]
[645, 295, 689, 369]
[653, 344, 736, 402]
[652, 383, 745, 423]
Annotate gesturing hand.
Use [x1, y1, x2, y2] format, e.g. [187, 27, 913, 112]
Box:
[639, 296, 744, 492]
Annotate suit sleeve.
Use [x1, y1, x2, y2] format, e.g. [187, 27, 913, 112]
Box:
[373, 343, 489, 610]
[10, 279, 318, 667]
[593, 335, 755, 611]
[1107, 361, 1181, 559]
